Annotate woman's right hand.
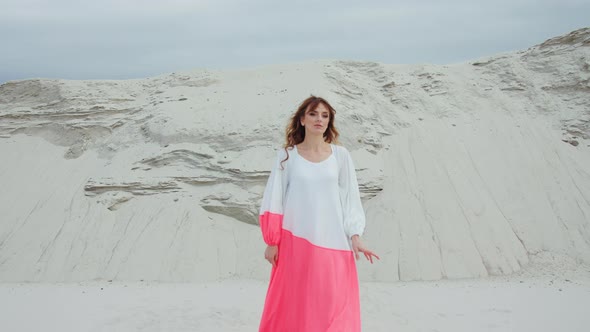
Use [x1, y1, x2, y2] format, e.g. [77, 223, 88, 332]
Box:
[264, 245, 279, 268]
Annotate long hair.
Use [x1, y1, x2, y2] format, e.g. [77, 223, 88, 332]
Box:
[280, 95, 340, 169]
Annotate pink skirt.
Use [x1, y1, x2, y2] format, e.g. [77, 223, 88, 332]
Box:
[259, 229, 361, 332]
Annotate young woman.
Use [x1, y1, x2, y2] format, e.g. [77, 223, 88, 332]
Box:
[258, 95, 379, 331]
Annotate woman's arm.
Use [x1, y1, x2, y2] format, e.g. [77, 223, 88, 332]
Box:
[339, 146, 379, 263]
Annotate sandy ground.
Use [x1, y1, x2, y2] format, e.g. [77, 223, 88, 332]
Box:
[2, 270, 589, 332]
[1, 28, 589, 332]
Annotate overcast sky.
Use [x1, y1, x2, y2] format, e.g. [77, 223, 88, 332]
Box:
[1, 0, 588, 83]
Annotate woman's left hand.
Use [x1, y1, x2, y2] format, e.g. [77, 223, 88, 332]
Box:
[351, 235, 380, 263]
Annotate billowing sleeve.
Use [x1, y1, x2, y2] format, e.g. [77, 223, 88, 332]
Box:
[338, 147, 366, 238]
[258, 150, 286, 246]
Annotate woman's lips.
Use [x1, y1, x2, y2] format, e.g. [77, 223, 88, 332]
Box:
[314, 125, 322, 127]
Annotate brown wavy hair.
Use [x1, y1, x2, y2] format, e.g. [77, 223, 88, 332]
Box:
[280, 95, 340, 169]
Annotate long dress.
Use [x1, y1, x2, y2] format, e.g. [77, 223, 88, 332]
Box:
[258, 143, 366, 332]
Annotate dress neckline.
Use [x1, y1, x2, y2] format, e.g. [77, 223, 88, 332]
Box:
[294, 143, 334, 164]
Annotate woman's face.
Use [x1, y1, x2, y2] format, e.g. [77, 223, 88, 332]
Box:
[301, 103, 330, 134]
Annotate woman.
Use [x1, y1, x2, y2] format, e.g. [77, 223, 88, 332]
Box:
[258, 95, 379, 332]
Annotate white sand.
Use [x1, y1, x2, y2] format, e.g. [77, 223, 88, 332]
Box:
[1, 29, 589, 283]
[1, 252, 589, 331]
[1, 268, 589, 332]
[0, 26, 589, 332]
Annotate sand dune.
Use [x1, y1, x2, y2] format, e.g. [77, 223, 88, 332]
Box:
[0, 28, 589, 285]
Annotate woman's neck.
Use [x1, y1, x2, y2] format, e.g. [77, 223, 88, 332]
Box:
[299, 135, 328, 151]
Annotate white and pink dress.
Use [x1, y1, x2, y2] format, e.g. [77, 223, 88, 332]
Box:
[258, 143, 366, 332]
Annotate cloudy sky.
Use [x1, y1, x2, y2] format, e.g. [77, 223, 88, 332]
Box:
[1, 0, 588, 83]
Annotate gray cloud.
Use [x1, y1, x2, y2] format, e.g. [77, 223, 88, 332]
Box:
[1, 0, 588, 82]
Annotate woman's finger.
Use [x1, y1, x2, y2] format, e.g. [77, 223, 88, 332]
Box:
[359, 248, 380, 263]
